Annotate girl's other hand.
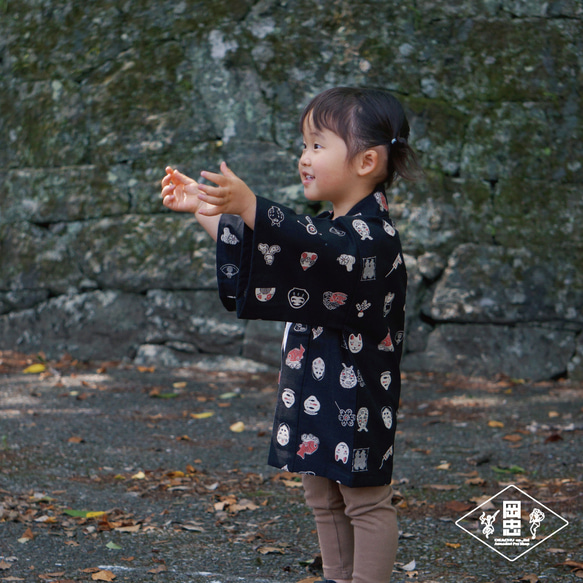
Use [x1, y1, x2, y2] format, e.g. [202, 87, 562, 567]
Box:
[160, 167, 202, 214]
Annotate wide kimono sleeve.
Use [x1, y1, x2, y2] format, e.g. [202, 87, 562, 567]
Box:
[216, 196, 405, 331]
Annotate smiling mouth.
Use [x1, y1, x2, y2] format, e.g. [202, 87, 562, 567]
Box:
[302, 173, 315, 184]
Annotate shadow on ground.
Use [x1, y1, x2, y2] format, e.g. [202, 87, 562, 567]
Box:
[1, 351, 582, 583]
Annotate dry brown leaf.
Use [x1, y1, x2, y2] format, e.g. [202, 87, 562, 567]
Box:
[257, 545, 285, 555]
[91, 570, 116, 581]
[435, 462, 451, 470]
[488, 420, 504, 428]
[17, 527, 34, 543]
[445, 500, 474, 513]
[0, 560, 12, 570]
[503, 434, 523, 442]
[445, 542, 461, 549]
[147, 565, 167, 574]
[517, 575, 539, 583]
[426, 484, 460, 491]
[67, 436, 84, 444]
[39, 572, 65, 580]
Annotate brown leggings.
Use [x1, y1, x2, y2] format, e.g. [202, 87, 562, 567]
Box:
[302, 475, 398, 583]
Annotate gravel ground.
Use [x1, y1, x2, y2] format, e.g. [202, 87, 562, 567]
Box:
[1, 352, 582, 583]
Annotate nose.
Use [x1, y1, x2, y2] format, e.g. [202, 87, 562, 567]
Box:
[299, 150, 310, 166]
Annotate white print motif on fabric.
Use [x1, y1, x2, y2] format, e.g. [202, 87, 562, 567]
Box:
[294, 323, 309, 333]
[285, 345, 305, 369]
[357, 370, 366, 387]
[288, 287, 309, 309]
[348, 333, 363, 354]
[361, 257, 377, 281]
[312, 357, 325, 381]
[336, 402, 356, 427]
[323, 291, 348, 310]
[297, 433, 319, 459]
[300, 251, 318, 271]
[383, 292, 395, 317]
[357, 407, 369, 432]
[352, 219, 373, 241]
[268, 206, 285, 227]
[258, 243, 281, 265]
[385, 253, 404, 277]
[220, 264, 239, 279]
[276, 423, 290, 446]
[312, 326, 323, 339]
[330, 226, 346, 237]
[255, 288, 275, 302]
[380, 371, 392, 390]
[220, 227, 239, 245]
[375, 191, 388, 212]
[340, 363, 358, 389]
[353, 448, 369, 472]
[297, 216, 319, 235]
[335, 442, 350, 464]
[337, 254, 356, 272]
[304, 395, 321, 415]
[281, 388, 295, 408]
[379, 445, 394, 469]
[381, 406, 393, 429]
[383, 220, 396, 237]
[395, 330, 405, 345]
[378, 329, 395, 352]
[356, 300, 371, 318]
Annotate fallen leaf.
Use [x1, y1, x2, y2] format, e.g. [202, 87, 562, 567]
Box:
[402, 559, 416, 571]
[131, 471, 146, 480]
[106, 541, 122, 549]
[137, 366, 155, 373]
[435, 462, 451, 470]
[488, 420, 504, 428]
[0, 560, 12, 570]
[548, 411, 560, 418]
[114, 525, 140, 533]
[23, 363, 46, 374]
[257, 546, 285, 555]
[545, 433, 563, 443]
[38, 572, 65, 579]
[17, 527, 34, 543]
[517, 575, 539, 583]
[147, 565, 167, 574]
[426, 484, 460, 491]
[91, 570, 116, 581]
[445, 542, 461, 549]
[1, 577, 25, 581]
[190, 412, 214, 420]
[445, 500, 474, 513]
[173, 382, 187, 389]
[230, 421, 245, 433]
[503, 434, 523, 442]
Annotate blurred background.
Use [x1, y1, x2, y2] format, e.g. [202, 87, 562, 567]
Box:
[0, 0, 581, 381]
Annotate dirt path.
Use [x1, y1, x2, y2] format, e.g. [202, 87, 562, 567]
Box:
[1, 352, 582, 583]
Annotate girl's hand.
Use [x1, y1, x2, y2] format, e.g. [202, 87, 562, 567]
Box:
[160, 167, 203, 214]
[197, 162, 257, 229]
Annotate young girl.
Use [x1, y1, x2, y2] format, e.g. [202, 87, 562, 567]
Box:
[161, 87, 420, 583]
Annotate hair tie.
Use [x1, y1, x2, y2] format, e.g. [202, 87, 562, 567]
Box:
[391, 137, 407, 146]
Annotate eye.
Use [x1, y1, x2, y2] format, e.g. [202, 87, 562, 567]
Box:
[314, 143, 322, 150]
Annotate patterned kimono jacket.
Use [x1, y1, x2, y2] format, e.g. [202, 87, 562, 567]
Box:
[216, 189, 406, 487]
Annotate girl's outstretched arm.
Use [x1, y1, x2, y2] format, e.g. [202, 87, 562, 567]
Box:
[197, 161, 257, 230]
[161, 166, 221, 241]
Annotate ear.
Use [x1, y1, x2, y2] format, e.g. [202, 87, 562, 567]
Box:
[356, 147, 385, 178]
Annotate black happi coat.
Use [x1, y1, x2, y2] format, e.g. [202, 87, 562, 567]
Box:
[216, 190, 406, 487]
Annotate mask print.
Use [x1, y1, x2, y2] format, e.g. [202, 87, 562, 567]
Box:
[268, 206, 285, 227]
[220, 227, 239, 245]
[281, 388, 295, 408]
[297, 433, 319, 459]
[276, 423, 290, 446]
[348, 333, 363, 354]
[339, 363, 357, 389]
[383, 292, 395, 317]
[312, 357, 325, 381]
[352, 448, 369, 472]
[329, 226, 346, 237]
[375, 191, 388, 212]
[361, 257, 376, 281]
[286, 344, 305, 369]
[258, 243, 281, 265]
[300, 251, 318, 271]
[378, 329, 395, 352]
[335, 442, 350, 464]
[303, 395, 321, 415]
[323, 291, 348, 310]
[337, 254, 356, 272]
[255, 288, 275, 302]
[219, 264, 239, 279]
[395, 330, 404, 345]
[381, 406, 393, 429]
[288, 287, 309, 309]
[383, 220, 396, 237]
[357, 407, 369, 432]
[352, 219, 373, 241]
[380, 371, 392, 390]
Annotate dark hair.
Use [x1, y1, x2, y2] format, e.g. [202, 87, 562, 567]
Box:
[299, 87, 421, 188]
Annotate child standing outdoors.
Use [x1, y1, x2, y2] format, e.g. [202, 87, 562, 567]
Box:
[160, 87, 420, 583]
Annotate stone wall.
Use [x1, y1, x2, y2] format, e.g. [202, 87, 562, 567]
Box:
[1, 0, 582, 380]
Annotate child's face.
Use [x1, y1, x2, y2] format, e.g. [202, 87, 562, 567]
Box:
[299, 116, 360, 208]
